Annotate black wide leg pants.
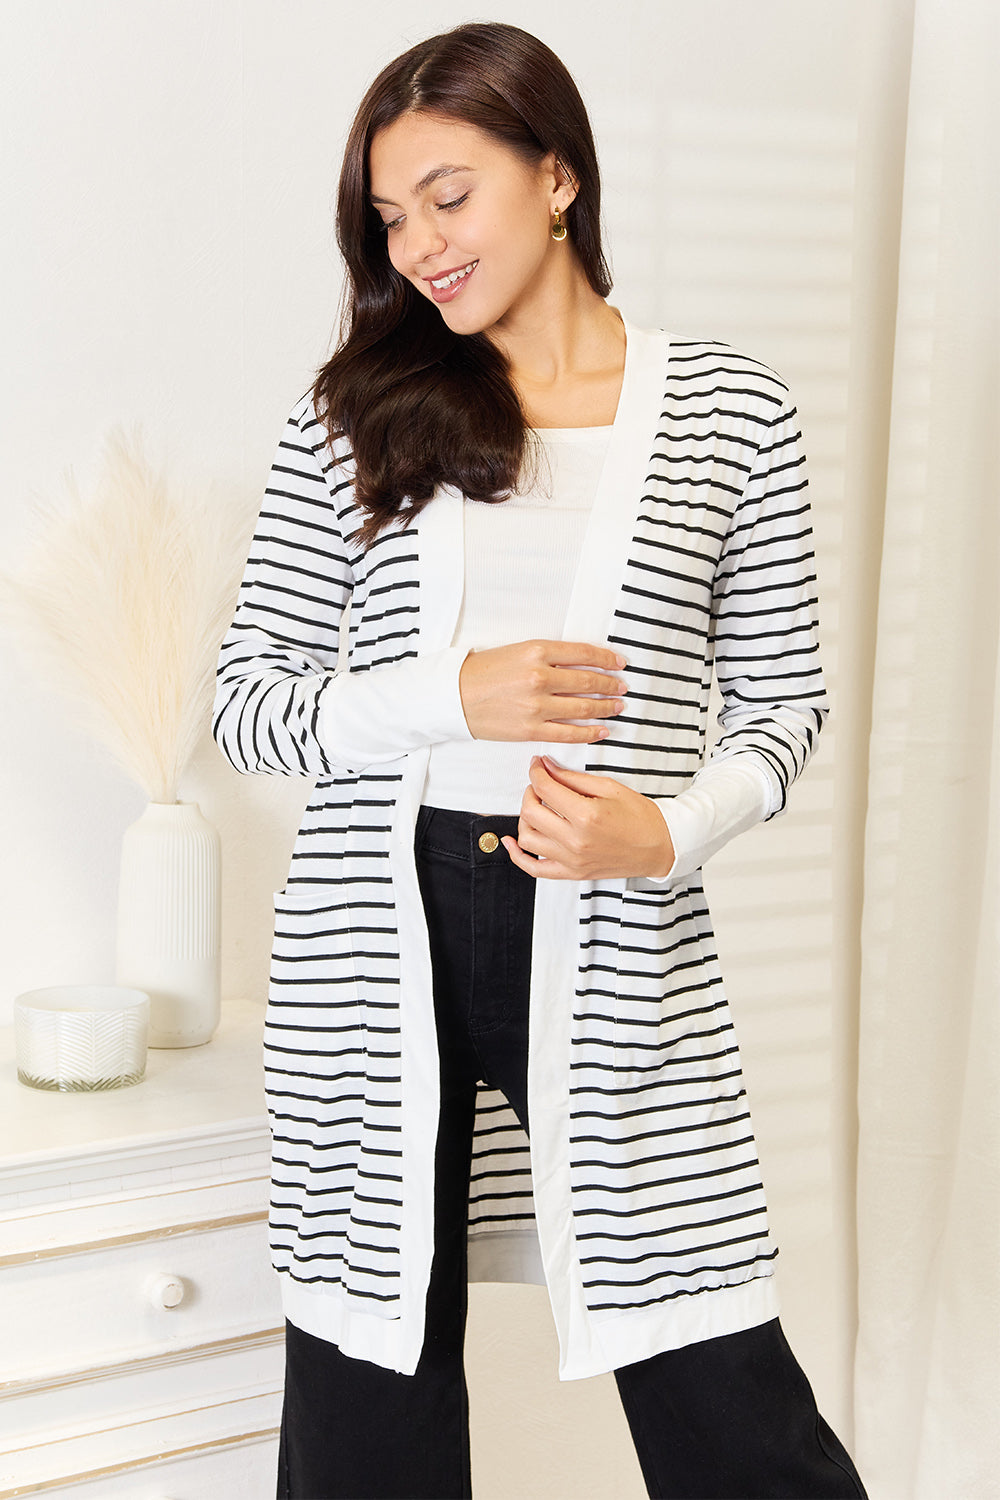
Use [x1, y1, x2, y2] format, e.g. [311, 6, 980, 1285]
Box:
[277, 808, 867, 1500]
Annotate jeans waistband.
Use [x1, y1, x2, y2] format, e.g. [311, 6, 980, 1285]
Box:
[415, 806, 521, 864]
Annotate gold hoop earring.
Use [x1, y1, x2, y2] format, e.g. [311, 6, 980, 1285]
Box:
[551, 208, 568, 242]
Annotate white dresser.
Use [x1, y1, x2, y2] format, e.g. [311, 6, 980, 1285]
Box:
[0, 1000, 283, 1499]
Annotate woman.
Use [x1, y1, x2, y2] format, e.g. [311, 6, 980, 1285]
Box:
[214, 21, 866, 1500]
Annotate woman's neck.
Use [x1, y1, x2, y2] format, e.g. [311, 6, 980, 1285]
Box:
[490, 283, 626, 428]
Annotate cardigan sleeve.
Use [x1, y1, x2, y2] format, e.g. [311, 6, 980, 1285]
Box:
[633, 391, 829, 891]
[651, 756, 773, 883]
[704, 396, 829, 817]
[213, 403, 470, 779]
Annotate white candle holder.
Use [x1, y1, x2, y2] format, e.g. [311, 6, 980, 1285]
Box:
[14, 986, 150, 1092]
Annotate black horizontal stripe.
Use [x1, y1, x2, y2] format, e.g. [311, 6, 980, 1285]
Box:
[585, 1261, 777, 1313]
[574, 1182, 764, 1237]
[645, 446, 754, 475]
[263, 1044, 368, 1064]
[569, 1064, 744, 1100]
[570, 1092, 746, 1141]
[582, 1228, 768, 1285]
[662, 380, 782, 410]
[468, 1187, 538, 1206]
[570, 1106, 751, 1151]
[463, 1211, 537, 1227]
[277, 1266, 401, 1302]
[572, 1130, 757, 1176]
[570, 1156, 765, 1215]
[575, 1206, 773, 1266]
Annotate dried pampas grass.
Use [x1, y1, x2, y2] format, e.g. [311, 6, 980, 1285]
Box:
[2, 432, 253, 803]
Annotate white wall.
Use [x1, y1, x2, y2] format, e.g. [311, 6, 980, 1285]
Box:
[0, 2, 896, 1493]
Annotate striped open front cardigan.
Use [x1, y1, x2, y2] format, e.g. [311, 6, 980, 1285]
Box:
[213, 322, 828, 1378]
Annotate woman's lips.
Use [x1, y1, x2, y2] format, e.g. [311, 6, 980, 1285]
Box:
[425, 260, 478, 303]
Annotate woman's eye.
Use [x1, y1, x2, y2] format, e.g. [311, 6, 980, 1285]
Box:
[376, 193, 466, 232]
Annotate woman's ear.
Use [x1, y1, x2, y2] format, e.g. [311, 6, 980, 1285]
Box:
[541, 151, 579, 211]
[557, 156, 580, 211]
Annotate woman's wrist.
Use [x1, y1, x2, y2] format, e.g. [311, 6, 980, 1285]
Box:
[644, 809, 676, 880]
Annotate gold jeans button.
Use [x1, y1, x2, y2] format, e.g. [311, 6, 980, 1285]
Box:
[478, 831, 500, 854]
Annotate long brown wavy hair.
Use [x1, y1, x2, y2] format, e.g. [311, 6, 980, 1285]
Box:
[312, 22, 613, 545]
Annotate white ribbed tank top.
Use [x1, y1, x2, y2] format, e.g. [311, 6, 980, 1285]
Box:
[423, 426, 613, 814]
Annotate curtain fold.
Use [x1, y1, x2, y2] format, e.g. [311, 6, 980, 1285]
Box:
[854, 0, 1000, 1495]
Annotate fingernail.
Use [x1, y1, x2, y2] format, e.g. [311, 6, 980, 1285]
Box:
[616, 654, 628, 668]
[597, 726, 610, 738]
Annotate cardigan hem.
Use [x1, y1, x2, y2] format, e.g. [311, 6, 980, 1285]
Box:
[278, 1265, 780, 1382]
[558, 1270, 782, 1381]
[281, 1275, 417, 1377]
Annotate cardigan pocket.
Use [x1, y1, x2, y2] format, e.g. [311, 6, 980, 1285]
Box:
[610, 885, 732, 1076]
[264, 884, 407, 1310]
[266, 883, 367, 1064]
[270, 879, 364, 986]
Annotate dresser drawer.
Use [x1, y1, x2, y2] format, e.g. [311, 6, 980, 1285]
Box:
[2, 1214, 282, 1383]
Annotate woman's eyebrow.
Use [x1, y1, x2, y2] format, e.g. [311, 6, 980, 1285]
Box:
[370, 164, 473, 206]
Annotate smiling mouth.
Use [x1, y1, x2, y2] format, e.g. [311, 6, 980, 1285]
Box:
[428, 260, 478, 290]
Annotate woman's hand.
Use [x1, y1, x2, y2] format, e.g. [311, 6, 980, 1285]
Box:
[502, 756, 675, 881]
[459, 640, 628, 743]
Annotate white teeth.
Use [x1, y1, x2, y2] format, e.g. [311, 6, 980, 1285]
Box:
[430, 261, 477, 290]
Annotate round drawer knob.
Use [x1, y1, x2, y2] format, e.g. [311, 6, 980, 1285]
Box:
[145, 1273, 186, 1309]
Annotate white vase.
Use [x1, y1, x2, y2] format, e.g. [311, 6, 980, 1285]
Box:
[116, 801, 221, 1048]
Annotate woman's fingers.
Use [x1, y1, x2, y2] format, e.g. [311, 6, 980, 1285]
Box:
[509, 761, 675, 881]
[544, 695, 625, 724]
[533, 757, 609, 792]
[515, 779, 587, 865]
[523, 762, 587, 820]
[549, 670, 627, 702]
[549, 641, 628, 672]
[459, 639, 629, 741]
[501, 836, 542, 875]
[539, 722, 613, 743]
[517, 784, 563, 839]
[549, 667, 627, 696]
[501, 835, 570, 879]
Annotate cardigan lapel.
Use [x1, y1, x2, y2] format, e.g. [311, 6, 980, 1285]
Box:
[416, 484, 465, 651]
[560, 318, 672, 771]
[527, 320, 673, 1377]
[387, 485, 466, 1373]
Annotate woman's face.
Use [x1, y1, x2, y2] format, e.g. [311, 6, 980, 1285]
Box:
[368, 111, 573, 338]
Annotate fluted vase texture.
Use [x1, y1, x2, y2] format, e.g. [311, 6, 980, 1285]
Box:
[116, 801, 221, 1047]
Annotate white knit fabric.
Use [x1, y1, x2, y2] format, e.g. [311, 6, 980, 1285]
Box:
[423, 425, 610, 815]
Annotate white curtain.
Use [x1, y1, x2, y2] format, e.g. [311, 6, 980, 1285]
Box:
[854, 0, 1000, 1495]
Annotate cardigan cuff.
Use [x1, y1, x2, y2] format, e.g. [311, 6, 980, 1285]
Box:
[317, 646, 473, 768]
[651, 756, 774, 884]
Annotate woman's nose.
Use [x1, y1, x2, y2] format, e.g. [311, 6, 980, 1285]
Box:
[402, 211, 447, 269]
